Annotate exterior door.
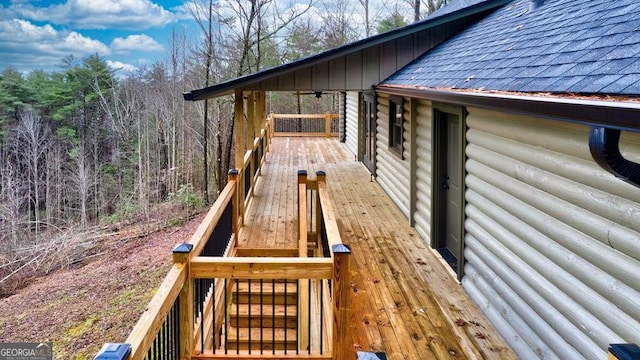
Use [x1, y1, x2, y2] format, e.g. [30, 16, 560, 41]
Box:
[362, 94, 376, 175]
[433, 107, 464, 276]
[444, 115, 462, 261]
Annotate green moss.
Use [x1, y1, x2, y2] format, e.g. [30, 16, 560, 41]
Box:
[67, 316, 97, 337]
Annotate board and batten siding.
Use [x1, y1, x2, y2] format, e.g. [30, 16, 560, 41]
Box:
[461, 108, 640, 360]
[413, 99, 433, 242]
[345, 91, 359, 157]
[375, 93, 411, 218]
[338, 92, 346, 142]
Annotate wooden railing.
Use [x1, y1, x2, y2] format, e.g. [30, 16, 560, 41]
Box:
[122, 175, 238, 360]
[95, 123, 270, 360]
[268, 113, 339, 138]
[95, 119, 351, 360]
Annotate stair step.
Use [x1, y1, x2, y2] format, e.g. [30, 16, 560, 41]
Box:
[225, 327, 297, 350]
[229, 304, 297, 328]
[233, 281, 298, 305]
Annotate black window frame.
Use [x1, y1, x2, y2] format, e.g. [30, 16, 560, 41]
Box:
[388, 95, 404, 159]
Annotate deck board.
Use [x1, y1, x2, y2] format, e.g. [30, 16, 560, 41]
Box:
[237, 137, 516, 360]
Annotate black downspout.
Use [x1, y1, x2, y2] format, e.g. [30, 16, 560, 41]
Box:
[589, 127, 640, 188]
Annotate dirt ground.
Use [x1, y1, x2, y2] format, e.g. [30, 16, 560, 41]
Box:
[0, 213, 205, 359]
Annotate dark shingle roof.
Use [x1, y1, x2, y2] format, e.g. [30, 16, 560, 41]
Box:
[184, 0, 511, 100]
[383, 0, 640, 95]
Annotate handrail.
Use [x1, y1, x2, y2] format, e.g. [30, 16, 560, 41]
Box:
[97, 120, 356, 360]
[189, 180, 237, 258]
[316, 173, 342, 258]
[123, 176, 239, 359]
[99, 115, 272, 360]
[270, 113, 339, 138]
[125, 264, 187, 359]
[190, 257, 334, 279]
[296, 170, 349, 359]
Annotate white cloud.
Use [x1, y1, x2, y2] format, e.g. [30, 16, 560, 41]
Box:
[0, 19, 110, 71]
[112, 34, 163, 53]
[106, 60, 138, 75]
[173, 1, 238, 23]
[11, 0, 175, 30]
[172, 2, 203, 21]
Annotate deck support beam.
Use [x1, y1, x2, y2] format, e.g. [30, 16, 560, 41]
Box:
[234, 90, 245, 226]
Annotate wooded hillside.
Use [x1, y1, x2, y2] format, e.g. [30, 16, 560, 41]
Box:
[0, 0, 446, 295]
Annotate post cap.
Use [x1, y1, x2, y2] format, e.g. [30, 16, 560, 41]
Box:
[316, 170, 326, 177]
[94, 343, 131, 360]
[228, 169, 239, 176]
[173, 243, 194, 254]
[332, 244, 351, 254]
[297, 170, 308, 177]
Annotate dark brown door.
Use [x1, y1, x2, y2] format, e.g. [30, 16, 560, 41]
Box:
[444, 115, 462, 260]
[434, 108, 463, 274]
[362, 94, 376, 175]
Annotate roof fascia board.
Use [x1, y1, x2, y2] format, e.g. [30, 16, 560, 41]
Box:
[376, 85, 640, 131]
[183, 0, 513, 101]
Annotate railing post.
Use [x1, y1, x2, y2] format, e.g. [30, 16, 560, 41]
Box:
[268, 113, 274, 143]
[173, 243, 194, 360]
[297, 169, 309, 352]
[316, 171, 326, 249]
[228, 169, 239, 243]
[325, 113, 331, 137]
[250, 148, 255, 198]
[297, 170, 308, 239]
[247, 92, 256, 151]
[332, 244, 352, 360]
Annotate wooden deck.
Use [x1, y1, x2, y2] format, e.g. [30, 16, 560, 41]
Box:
[237, 137, 516, 360]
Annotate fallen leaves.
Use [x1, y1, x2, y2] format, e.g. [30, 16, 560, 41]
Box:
[455, 318, 468, 327]
[474, 332, 487, 340]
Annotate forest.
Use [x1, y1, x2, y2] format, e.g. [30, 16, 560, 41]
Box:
[0, 0, 446, 294]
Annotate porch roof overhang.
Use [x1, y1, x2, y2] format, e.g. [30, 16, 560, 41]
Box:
[182, 0, 512, 102]
[376, 85, 640, 132]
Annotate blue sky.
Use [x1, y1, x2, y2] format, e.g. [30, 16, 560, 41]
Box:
[0, 0, 416, 75]
[0, 0, 198, 74]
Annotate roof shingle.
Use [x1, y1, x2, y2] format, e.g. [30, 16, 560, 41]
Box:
[383, 0, 640, 95]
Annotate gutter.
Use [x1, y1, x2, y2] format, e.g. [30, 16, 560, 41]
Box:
[375, 85, 640, 131]
[590, 127, 640, 187]
[377, 85, 640, 188]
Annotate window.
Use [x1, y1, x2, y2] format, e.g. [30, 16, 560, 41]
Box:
[389, 96, 404, 158]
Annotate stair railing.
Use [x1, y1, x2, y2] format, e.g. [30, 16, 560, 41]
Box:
[95, 126, 353, 360]
[95, 118, 271, 360]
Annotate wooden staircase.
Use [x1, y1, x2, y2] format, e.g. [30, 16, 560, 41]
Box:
[225, 280, 298, 351]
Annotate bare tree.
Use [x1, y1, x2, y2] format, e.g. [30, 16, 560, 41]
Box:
[69, 144, 92, 227]
[406, 0, 446, 21]
[15, 110, 50, 239]
[0, 161, 26, 251]
[320, 0, 360, 47]
[359, 0, 372, 36]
